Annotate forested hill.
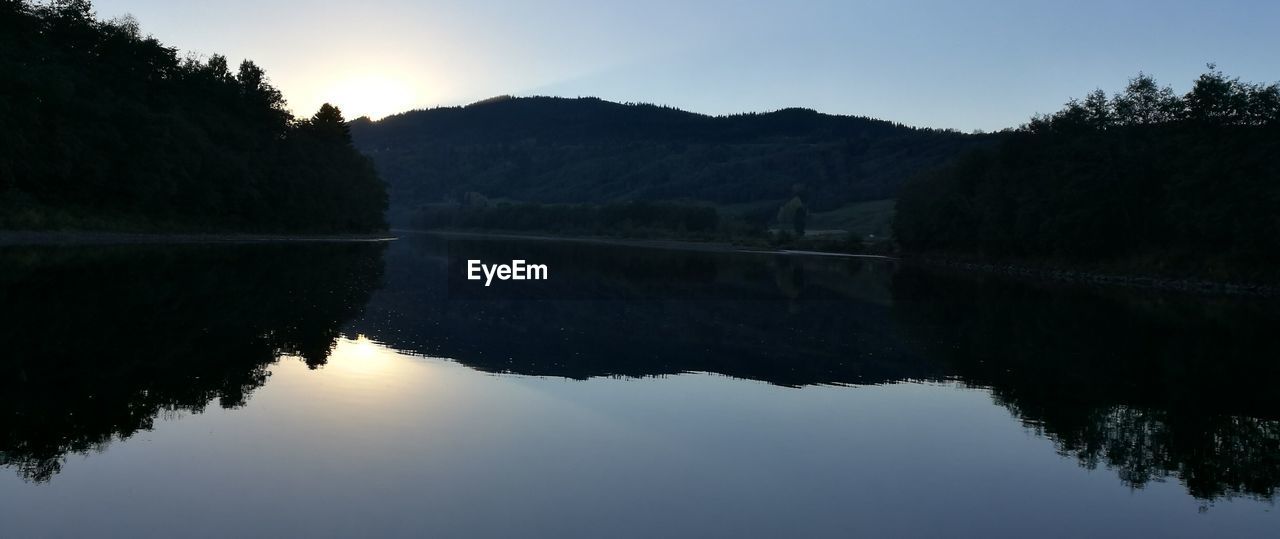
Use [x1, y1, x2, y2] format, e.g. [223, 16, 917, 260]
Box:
[0, 1, 387, 233]
[350, 96, 984, 225]
[894, 69, 1280, 280]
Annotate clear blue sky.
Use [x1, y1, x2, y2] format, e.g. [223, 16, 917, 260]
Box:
[91, 0, 1279, 130]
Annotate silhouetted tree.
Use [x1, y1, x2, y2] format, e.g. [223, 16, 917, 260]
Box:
[1112, 73, 1180, 125]
[895, 69, 1280, 278]
[0, 0, 387, 232]
[309, 103, 352, 141]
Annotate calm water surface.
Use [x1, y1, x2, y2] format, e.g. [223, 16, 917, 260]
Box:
[1, 234, 1277, 537]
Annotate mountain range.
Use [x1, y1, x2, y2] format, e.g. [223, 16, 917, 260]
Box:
[350, 96, 987, 225]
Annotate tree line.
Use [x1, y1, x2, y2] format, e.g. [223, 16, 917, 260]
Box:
[0, 0, 387, 232]
[414, 199, 725, 238]
[894, 68, 1280, 278]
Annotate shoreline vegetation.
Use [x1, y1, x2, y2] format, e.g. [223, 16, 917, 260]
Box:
[0, 230, 396, 247]
[902, 254, 1280, 297]
[19, 224, 1270, 298]
[409, 198, 894, 255]
[407, 229, 895, 260]
[894, 69, 1280, 285]
[5, 1, 1275, 299]
[416, 228, 1280, 296]
[407, 222, 1280, 295]
[0, 1, 388, 234]
[8, 225, 1271, 298]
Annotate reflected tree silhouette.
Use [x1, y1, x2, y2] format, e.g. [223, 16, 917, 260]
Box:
[359, 237, 1280, 501]
[891, 267, 1280, 501]
[0, 242, 385, 482]
[5, 236, 1279, 502]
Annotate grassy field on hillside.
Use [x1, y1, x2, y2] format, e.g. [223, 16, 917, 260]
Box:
[808, 199, 896, 239]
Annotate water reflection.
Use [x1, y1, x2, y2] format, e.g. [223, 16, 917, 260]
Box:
[354, 234, 931, 386]
[354, 234, 1280, 503]
[891, 268, 1280, 502]
[0, 243, 385, 482]
[1, 234, 1278, 509]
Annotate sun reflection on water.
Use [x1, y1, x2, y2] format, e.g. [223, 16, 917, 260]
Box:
[323, 335, 402, 376]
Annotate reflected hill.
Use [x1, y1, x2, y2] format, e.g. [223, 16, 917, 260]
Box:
[350, 234, 934, 387]
[4, 234, 1278, 502]
[354, 234, 1280, 502]
[891, 268, 1280, 502]
[0, 242, 385, 482]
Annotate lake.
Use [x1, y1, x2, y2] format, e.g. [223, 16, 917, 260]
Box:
[1, 232, 1277, 537]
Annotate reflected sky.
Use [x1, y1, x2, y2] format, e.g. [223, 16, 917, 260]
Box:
[1, 240, 1278, 537]
[3, 337, 1273, 537]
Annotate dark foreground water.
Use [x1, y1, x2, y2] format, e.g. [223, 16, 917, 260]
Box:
[1, 233, 1277, 537]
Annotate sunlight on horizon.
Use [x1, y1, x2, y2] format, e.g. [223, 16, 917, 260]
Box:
[319, 74, 419, 121]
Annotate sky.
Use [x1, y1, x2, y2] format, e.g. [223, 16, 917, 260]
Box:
[90, 0, 1280, 131]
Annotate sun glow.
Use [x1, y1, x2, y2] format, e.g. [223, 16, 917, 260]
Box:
[323, 335, 405, 378]
[344, 335, 385, 360]
[322, 74, 417, 120]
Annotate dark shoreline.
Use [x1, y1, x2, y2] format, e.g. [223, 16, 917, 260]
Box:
[409, 229, 1280, 297]
[0, 230, 397, 246]
[903, 255, 1280, 297]
[399, 228, 897, 260]
[8, 227, 1274, 297]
